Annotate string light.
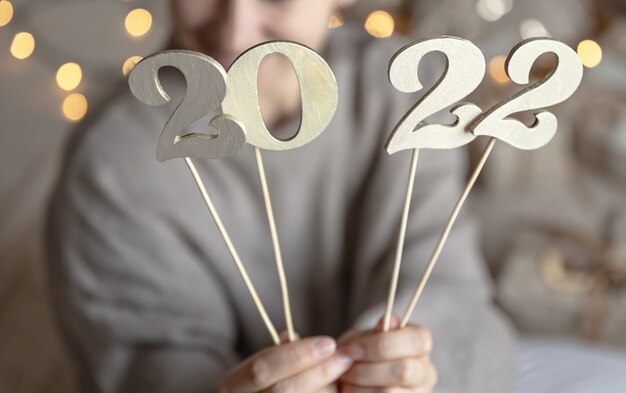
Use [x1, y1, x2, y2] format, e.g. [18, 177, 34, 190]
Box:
[62, 93, 88, 122]
[125, 8, 152, 37]
[0, 0, 13, 27]
[577, 39, 602, 68]
[488, 55, 510, 85]
[56, 62, 83, 91]
[10, 32, 35, 60]
[364, 10, 395, 38]
[122, 55, 143, 76]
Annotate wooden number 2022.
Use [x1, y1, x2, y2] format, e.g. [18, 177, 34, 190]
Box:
[387, 37, 583, 153]
[129, 41, 338, 161]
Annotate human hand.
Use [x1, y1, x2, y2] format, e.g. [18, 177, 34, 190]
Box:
[219, 335, 352, 393]
[337, 315, 437, 393]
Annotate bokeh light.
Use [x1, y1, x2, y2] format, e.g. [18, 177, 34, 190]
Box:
[329, 10, 344, 29]
[577, 39, 602, 68]
[364, 10, 395, 38]
[489, 55, 510, 85]
[62, 93, 88, 122]
[56, 62, 83, 91]
[520, 19, 550, 39]
[125, 8, 152, 37]
[0, 0, 13, 27]
[10, 32, 35, 60]
[122, 55, 143, 76]
[476, 0, 513, 22]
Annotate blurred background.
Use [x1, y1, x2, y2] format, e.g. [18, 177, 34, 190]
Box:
[1, 0, 625, 392]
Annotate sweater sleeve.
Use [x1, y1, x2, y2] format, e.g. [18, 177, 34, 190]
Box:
[46, 105, 240, 393]
[345, 44, 518, 393]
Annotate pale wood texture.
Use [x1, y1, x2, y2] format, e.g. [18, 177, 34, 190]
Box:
[471, 38, 584, 149]
[128, 50, 246, 162]
[223, 41, 339, 151]
[383, 37, 485, 331]
[129, 51, 282, 344]
[383, 149, 419, 331]
[385, 36, 485, 154]
[254, 146, 295, 342]
[401, 38, 584, 326]
[130, 42, 340, 343]
[224, 41, 339, 340]
[400, 138, 496, 328]
[185, 157, 281, 345]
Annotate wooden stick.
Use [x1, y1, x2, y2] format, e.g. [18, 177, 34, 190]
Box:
[184, 157, 281, 345]
[400, 137, 497, 328]
[253, 147, 295, 342]
[383, 149, 420, 332]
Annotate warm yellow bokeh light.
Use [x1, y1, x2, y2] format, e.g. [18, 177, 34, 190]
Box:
[62, 93, 88, 122]
[329, 10, 344, 29]
[0, 0, 14, 27]
[122, 55, 143, 76]
[577, 39, 602, 68]
[125, 8, 152, 37]
[364, 10, 395, 38]
[10, 32, 35, 60]
[489, 55, 510, 85]
[56, 62, 83, 91]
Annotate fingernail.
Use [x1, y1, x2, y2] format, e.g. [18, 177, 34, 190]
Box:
[341, 344, 365, 360]
[314, 338, 336, 358]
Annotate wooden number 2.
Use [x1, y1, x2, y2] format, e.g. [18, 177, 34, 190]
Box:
[385, 36, 486, 154]
[470, 38, 584, 149]
[128, 50, 247, 162]
[223, 41, 339, 151]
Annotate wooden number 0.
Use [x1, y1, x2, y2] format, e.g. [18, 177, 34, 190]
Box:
[224, 41, 339, 151]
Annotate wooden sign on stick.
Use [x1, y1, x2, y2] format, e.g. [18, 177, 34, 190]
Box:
[382, 37, 584, 330]
[128, 42, 338, 345]
[382, 36, 486, 332]
[224, 41, 339, 342]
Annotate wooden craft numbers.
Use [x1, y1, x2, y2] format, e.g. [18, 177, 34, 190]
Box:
[127, 36, 583, 341]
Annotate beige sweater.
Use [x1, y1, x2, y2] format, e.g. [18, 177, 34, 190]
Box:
[47, 25, 516, 393]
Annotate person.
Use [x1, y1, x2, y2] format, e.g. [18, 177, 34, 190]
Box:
[46, 0, 516, 392]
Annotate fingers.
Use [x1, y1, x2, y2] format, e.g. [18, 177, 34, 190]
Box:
[337, 323, 437, 393]
[221, 336, 337, 393]
[316, 385, 339, 393]
[338, 329, 366, 345]
[261, 354, 353, 393]
[341, 314, 401, 346]
[340, 357, 437, 388]
[340, 384, 432, 393]
[339, 326, 433, 362]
